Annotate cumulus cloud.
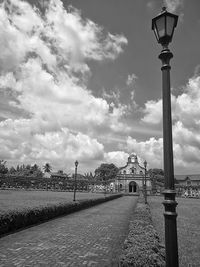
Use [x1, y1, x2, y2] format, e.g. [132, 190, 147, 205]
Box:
[142, 74, 200, 129]
[164, 0, 184, 13]
[126, 73, 137, 87]
[104, 151, 129, 167]
[126, 136, 163, 167]
[146, 1, 155, 10]
[142, 94, 177, 124]
[139, 72, 200, 173]
[142, 99, 162, 124]
[0, 0, 128, 171]
[0, 119, 104, 170]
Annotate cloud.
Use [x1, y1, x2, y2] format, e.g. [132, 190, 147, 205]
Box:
[126, 136, 163, 167]
[0, 119, 104, 171]
[126, 73, 137, 87]
[139, 71, 200, 173]
[142, 99, 162, 124]
[0, 0, 128, 171]
[146, 1, 155, 10]
[126, 129, 200, 174]
[102, 75, 138, 113]
[142, 74, 200, 129]
[164, 0, 184, 13]
[44, 2, 127, 65]
[104, 151, 129, 167]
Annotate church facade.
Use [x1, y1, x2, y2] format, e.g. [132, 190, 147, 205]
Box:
[114, 154, 151, 194]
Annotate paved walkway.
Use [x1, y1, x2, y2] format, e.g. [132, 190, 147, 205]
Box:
[0, 196, 138, 267]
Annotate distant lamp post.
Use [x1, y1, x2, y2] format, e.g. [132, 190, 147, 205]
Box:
[144, 160, 147, 204]
[152, 7, 179, 267]
[104, 178, 106, 196]
[73, 160, 78, 201]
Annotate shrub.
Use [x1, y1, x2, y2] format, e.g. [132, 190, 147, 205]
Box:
[0, 194, 122, 237]
[119, 198, 165, 267]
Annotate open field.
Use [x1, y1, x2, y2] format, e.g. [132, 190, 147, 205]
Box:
[149, 196, 200, 267]
[0, 190, 109, 215]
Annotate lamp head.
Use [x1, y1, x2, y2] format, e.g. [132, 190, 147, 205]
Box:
[144, 160, 147, 168]
[152, 7, 178, 47]
[75, 160, 79, 167]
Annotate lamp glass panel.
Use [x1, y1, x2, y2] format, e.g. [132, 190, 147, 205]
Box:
[166, 16, 175, 36]
[153, 24, 159, 42]
[155, 16, 165, 38]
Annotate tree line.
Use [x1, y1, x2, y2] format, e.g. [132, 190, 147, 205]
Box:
[0, 159, 169, 184]
[0, 160, 120, 181]
[0, 160, 51, 177]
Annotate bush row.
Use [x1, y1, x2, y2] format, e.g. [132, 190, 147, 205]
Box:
[119, 197, 165, 267]
[0, 194, 122, 237]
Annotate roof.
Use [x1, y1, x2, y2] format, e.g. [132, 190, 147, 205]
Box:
[175, 174, 200, 181]
[50, 172, 68, 178]
[118, 163, 145, 171]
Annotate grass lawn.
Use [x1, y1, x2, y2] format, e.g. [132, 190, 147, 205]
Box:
[0, 189, 108, 215]
[149, 196, 200, 267]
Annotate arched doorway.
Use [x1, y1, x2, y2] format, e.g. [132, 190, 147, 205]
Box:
[129, 181, 137, 193]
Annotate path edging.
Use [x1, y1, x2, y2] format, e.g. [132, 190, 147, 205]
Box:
[119, 197, 165, 267]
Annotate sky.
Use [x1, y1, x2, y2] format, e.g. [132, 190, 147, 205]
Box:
[0, 0, 200, 174]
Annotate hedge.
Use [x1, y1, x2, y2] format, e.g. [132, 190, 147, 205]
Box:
[119, 197, 165, 267]
[0, 194, 122, 237]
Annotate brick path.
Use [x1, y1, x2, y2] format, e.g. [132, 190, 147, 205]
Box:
[0, 196, 137, 267]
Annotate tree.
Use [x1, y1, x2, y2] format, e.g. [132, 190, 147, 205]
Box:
[16, 165, 20, 172]
[84, 172, 95, 181]
[43, 163, 52, 173]
[149, 168, 179, 190]
[0, 160, 8, 175]
[31, 164, 43, 177]
[9, 166, 16, 174]
[148, 168, 164, 178]
[148, 168, 165, 193]
[94, 163, 119, 182]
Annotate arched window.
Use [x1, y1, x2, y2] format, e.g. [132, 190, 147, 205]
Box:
[131, 169, 134, 174]
[123, 170, 126, 174]
[120, 184, 123, 188]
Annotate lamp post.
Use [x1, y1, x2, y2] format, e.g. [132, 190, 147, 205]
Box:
[152, 7, 179, 267]
[104, 178, 106, 196]
[73, 160, 78, 201]
[144, 160, 147, 204]
[142, 170, 144, 197]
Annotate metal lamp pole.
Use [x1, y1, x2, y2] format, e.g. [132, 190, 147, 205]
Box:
[144, 160, 147, 204]
[152, 7, 179, 267]
[73, 160, 78, 201]
[104, 178, 106, 196]
[142, 172, 144, 197]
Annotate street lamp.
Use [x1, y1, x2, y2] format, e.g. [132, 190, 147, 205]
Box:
[152, 7, 179, 267]
[104, 177, 106, 196]
[73, 160, 78, 201]
[144, 160, 147, 204]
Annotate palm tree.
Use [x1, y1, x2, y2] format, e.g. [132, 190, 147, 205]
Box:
[43, 163, 52, 173]
[84, 172, 95, 181]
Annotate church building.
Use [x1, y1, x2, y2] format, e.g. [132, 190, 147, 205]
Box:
[114, 154, 151, 194]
